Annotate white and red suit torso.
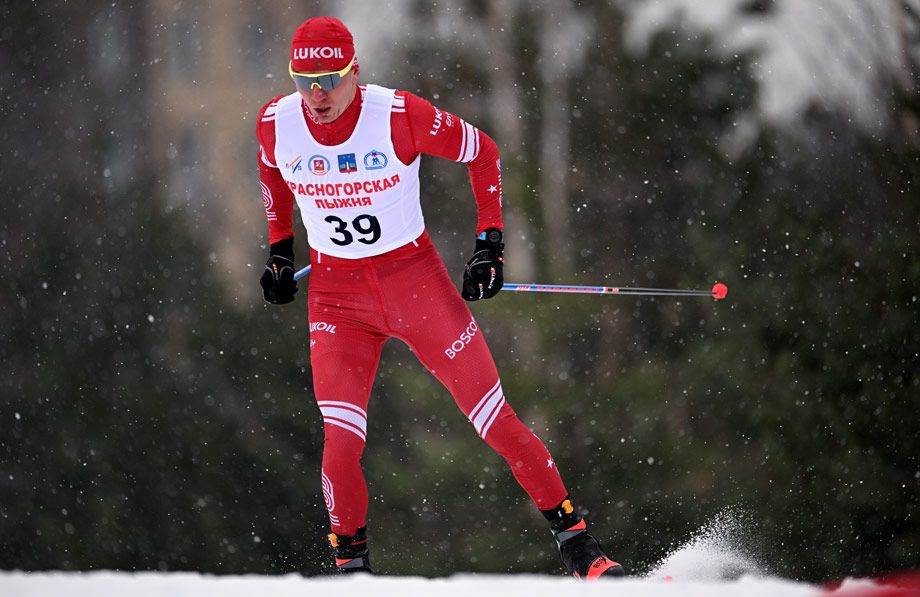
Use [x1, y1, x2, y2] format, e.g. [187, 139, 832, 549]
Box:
[257, 84, 503, 249]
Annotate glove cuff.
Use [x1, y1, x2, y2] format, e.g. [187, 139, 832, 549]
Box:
[269, 237, 295, 261]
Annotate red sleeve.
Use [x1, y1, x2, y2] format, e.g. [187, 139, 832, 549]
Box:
[256, 96, 296, 245]
[391, 91, 503, 234]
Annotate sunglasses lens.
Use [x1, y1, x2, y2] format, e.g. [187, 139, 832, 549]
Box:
[293, 73, 342, 92]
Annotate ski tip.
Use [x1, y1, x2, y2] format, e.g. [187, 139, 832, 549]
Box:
[711, 282, 729, 300]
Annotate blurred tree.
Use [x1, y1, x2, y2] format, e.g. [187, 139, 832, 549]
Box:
[0, 172, 335, 572]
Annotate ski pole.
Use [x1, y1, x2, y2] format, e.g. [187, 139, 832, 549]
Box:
[295, 264, 726, 300]
[294, 265, 312, 281]
[503, 282, 729, 300]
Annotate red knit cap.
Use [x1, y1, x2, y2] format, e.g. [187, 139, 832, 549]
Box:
[290, 16, 355, 72]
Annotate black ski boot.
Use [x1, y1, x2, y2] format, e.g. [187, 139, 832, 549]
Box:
[543, 498, 625, 580]
[328, 526, 374, 574]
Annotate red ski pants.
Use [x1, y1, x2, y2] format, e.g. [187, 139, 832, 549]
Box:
[307, 231, 567, 536]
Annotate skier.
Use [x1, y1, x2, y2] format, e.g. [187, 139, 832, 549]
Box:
[256, 16, 624, 580]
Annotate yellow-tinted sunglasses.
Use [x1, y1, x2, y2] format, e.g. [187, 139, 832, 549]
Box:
[288, 59, 355, 92]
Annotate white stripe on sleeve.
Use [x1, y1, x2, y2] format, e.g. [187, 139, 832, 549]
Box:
[457, 121, 480, 163]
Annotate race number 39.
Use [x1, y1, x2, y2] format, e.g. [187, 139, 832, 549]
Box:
[324, 214, 381, 246]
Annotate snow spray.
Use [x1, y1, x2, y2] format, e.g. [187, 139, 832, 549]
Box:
[647, 507, 765, 581]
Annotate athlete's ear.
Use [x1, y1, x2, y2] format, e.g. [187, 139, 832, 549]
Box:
[352, 62, 360, 82]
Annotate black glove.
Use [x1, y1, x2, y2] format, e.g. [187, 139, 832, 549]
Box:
[461, 228, 504, 301]
[260, 237, 298, 304]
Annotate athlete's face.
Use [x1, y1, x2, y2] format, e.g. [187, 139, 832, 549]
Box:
[297, 67, 359, 124]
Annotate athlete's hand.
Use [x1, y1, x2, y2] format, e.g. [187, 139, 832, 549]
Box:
[260, 237, 298, 304]
[461, 228, 504, 301]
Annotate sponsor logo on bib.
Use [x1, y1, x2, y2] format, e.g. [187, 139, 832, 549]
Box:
[337, 153, 358, 173]
[363, 150, 388, 170]
[309, 155, 330, 176]
[286, 155, 303, 174]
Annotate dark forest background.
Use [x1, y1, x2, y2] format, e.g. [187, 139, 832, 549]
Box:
[1, 0, 918, 581]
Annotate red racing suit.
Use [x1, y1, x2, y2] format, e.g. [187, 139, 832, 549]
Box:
[257, 84, 568, 536]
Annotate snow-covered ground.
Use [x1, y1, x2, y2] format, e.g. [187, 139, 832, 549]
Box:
[0, 540, 897, 597]
[0, 570, 824, 597]
[0, 512, 906, 596]
[0, 570, 902, 597]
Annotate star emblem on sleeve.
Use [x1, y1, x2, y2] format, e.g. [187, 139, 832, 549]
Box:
[488, 185, 498, 193]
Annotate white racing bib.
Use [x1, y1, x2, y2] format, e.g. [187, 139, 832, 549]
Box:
[273, 85, 424, 258]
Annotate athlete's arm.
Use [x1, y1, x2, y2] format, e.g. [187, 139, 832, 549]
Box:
[392, 92, 503, 234]
[256, 97, 297, 245]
